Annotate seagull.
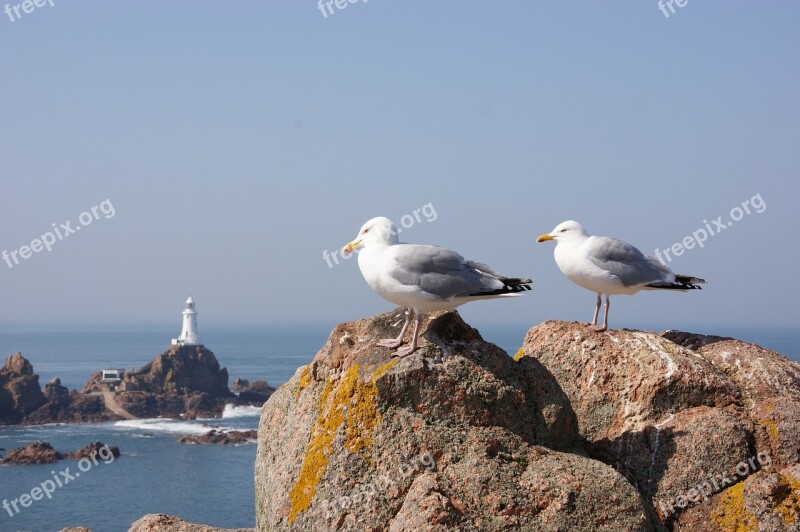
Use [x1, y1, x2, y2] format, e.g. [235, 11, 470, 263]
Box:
[536, 220, 705, 332]
[343, 217, 532, 356]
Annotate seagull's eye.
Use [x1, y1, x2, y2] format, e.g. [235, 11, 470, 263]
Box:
[560, 228, 567, 233]
[364, 228, 370, 233]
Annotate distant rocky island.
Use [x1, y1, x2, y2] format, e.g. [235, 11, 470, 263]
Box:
[0, 344, 274, 426]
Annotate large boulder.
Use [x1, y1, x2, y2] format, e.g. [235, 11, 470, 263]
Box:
[128, 513, 254, 531]
[255, 310, 658, 531]
[517, 321, 800, 529]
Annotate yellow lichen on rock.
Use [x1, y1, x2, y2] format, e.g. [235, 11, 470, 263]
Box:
[711, 482, 758, 532]
[514, 348, 525, 362]
[287, 359, 397, 523]
[763, 417, 780, 439]
[294, 366, 312, 397]
[774, 474, 800, 524]
[345, 359, 398, 454]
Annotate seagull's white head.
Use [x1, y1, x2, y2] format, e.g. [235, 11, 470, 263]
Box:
[537, 220, 589, 244]
[342, 216, 399, 254]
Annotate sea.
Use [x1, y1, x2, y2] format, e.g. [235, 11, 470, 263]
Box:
[0, 322, 796, 532]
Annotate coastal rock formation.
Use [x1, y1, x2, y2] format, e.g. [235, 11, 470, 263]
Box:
[2, 346, 265, 425]
[255, 310, 659, 530]
[0, 352, 46, 423]
[0, 353, 115, 425]
[83, 344, 236, 419]
[128, 514, 254, 532]
[517, 321, 800, 530]
[0, 440, 119, 465]
[178, 429, 258, 445]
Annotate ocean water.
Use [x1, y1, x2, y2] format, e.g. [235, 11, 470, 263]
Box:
[0, 323, 796, 531]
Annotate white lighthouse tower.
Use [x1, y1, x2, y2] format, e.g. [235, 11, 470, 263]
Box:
[172, 296, 202, 346]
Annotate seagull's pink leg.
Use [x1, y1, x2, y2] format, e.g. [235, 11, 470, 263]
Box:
[377, 308, 414, 348]
[392, 312, 423, 357]
[590, 294, 602, 326]
[593, 296, 610, 332]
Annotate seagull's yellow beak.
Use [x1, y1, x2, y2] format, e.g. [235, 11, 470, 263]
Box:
[536, 234, 554, 243]
[342, 239, 362, 254]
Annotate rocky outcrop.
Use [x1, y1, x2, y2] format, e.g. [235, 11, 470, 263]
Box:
[178, 429, 258, 445]
[0, 440, 119, 465]
[0, 352, 46, 423]
[517, 321, 800, 530]
[0, 353, 116, 425]
[0, 440, 64, 464]
[255, 310, 659, 531]
[233, 378, 275, 404]
[66, 441, 121, 460]
[128, 514, 254, 532]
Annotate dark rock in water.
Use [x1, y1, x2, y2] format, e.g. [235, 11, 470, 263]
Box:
[0, 440, 64, 464]
[255, 310, 657, 530]
[177, 429, 258, 445]
[66, 441, 121, 460]
[0, 352, 46, 424]
[1, 440, 120, 465]
[233, 378, 275, 404]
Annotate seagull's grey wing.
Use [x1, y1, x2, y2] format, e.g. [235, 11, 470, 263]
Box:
[586, 237, 673, 287]
[389, 245, 504, 299]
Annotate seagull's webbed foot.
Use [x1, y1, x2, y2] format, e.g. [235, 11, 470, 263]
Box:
[391, 344, 418, 358]
[592, 325, 608, 332]
[377, 338, 405, 349]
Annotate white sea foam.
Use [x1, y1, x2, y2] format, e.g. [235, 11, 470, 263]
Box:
[221, 404, 262, 419]
[112, 418, 231, 435]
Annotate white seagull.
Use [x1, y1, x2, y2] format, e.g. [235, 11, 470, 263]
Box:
[536, 220, 705, 331]
[343, 217, 532, 356]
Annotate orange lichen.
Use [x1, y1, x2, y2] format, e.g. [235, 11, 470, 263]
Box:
[345, 359, 398, 454]
[294, 366, 312, 397]
[763, 418, 780, 440]
[287, 359, 397, 523]
[711, 482, 758, 532]
[774, 474, 800, 524]
[514, 348, 525, 362]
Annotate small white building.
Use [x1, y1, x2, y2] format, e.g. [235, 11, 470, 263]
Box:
[100, 369, 125, 382]
[172, 296, 202, 346]
[98, 369, 125, 391]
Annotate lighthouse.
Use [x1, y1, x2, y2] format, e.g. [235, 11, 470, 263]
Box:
[172, 296, 202, 346]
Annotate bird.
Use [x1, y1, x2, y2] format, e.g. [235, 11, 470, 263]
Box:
[536, 220, 705, 332]
[342, 217, 532, 356]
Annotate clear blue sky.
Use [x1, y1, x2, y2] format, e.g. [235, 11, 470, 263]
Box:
[1, 2, 798, 333]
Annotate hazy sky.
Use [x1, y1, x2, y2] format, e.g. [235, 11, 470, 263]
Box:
[1, 2, 798, 335]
